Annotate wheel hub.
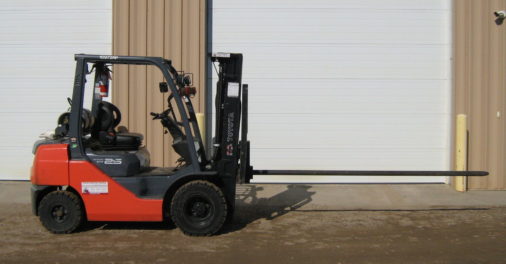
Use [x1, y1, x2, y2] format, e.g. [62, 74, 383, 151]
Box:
[190, 201, 210, 218]
[51, 205, 68, 223]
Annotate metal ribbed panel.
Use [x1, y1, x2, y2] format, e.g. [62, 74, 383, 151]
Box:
[112, 0, 206, 167]
[454, 0, 506, 190]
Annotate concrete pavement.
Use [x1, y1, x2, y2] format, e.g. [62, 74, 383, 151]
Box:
[1, 181, 505, 264]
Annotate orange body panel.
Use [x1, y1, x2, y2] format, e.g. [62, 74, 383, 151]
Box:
[31, 144, 69, 186]
[68, 160, 163, 222]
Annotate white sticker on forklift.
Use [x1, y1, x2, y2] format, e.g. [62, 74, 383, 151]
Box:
[82, 182, 108, 194]
[227, 82, 240, 98]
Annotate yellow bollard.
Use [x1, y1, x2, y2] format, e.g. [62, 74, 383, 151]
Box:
[196, 113, 205, 146]
[454, 114, 467, 192]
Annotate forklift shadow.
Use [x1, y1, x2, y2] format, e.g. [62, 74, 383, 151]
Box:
[220, 184, 316, 234]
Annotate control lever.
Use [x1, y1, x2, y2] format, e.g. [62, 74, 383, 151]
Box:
[150, 110, 184, 140]
[150, 108, 171, 120]
[150, 112, 161, 120]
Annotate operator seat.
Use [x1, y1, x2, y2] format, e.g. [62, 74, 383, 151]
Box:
[92, 101, 143, 150]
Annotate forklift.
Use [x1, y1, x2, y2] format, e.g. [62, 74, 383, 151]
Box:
[30, 53, 488, 236]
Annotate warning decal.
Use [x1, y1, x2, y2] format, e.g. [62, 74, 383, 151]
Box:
[82, 182, 108, 194]
[227, 82, 240, 98]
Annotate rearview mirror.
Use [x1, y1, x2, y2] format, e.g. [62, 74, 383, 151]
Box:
[159, 82, 168, 93]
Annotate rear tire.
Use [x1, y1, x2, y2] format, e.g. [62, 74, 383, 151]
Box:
[38, 190, 84, 234]
[170, 180, 227, 236]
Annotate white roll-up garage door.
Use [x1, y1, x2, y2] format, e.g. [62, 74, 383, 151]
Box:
[0, 0, 111, 180]
[212, 0, 452, 183]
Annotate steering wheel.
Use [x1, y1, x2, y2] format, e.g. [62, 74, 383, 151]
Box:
[97, 101, 121, 131]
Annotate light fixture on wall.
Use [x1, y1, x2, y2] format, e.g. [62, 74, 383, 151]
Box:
[494, 10, 506, 25]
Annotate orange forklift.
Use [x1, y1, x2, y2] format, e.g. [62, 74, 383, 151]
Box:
[30, 54, 487, 236]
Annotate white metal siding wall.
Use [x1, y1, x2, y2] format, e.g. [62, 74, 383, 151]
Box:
[0, 0, 112, 180]
[212, 0, 452, 183]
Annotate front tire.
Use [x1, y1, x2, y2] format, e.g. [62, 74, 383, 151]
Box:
[38, 190, 84, 234]
[170, 180, 227, 236]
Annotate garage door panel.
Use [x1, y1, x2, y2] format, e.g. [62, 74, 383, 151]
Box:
[0, 113, 57, 148]
[214, 44, 448, 63]
[0, 45, 112, 60]
[252, 148, 449, 171]
[1, 0, 110, 10]
[249, 100, 447, 114]
[214, 44, 449, 79]
[246, 79, 451, 115]
[0, 147, 35, 179]
[1, 68, 85, 79]
[0, 45, 111, 61]
[241, 79, 450, 95]
[250, 114, 448, 148]
[213, 0, 450, 10]
[214, 10, 447, 31]
[0, 45, 111, 79]
[0, 87, 73, 113]
[215, 31, 446, 45]
[0, 12, 111, 44]
[0, 79, 76, 91]
[0, 33, 110, 45]
[214, 10, 448, 45]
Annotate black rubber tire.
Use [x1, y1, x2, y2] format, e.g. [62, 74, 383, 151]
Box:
[38, 191, 84, 234]
[170, 180, 227, 236]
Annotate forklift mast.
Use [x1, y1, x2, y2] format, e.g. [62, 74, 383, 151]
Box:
[211, 53, 244, 204]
